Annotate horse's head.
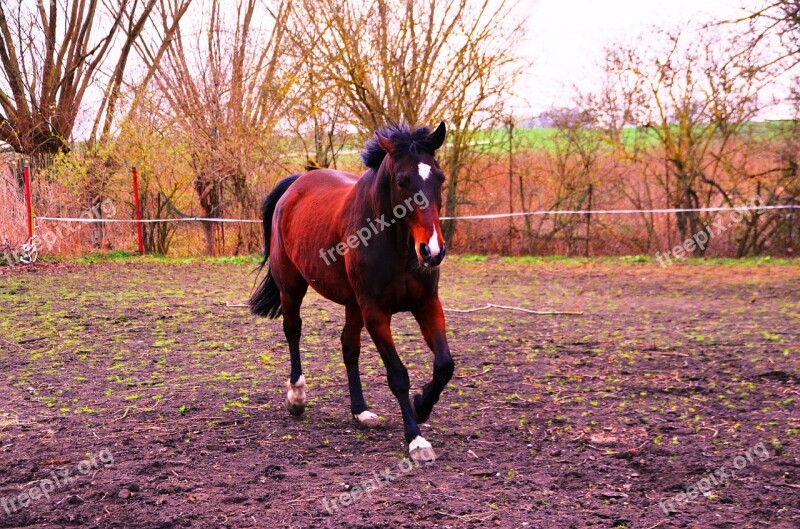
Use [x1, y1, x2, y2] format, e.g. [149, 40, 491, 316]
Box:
[377, 122, 447, 268]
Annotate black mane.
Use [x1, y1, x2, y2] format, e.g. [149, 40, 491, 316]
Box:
[361, 122, 435, 171]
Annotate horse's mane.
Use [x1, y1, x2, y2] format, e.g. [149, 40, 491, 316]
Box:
[361, 122, 435, 171]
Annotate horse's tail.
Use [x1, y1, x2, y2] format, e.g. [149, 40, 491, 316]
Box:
[249, 174, 301, 319]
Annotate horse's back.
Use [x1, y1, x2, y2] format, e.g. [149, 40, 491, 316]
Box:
[277, 169, 358, 227]
[296, 169, 359, 189]
[271, 169, 360, 304]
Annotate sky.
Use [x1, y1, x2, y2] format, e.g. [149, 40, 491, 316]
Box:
[62, 0, 789, 143]
[515, 0, 772, 117]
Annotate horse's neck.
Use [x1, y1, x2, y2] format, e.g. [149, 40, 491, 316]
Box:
[369, 167, 394, 216]
[364, 167, 411, 253]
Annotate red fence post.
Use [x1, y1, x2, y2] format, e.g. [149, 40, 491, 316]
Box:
[23, 164, 33, 240]
[131, 166, 144, 255]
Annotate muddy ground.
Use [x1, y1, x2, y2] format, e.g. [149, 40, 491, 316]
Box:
[0, 256, 798, 529]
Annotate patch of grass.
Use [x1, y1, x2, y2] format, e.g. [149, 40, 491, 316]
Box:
[211, 255, 261, 265]
[79, 250, 138, 263]
[681, 256, 798, 266]
[500, 255, 586, 265]
[45, 252, 798, 269]
[454, 254, 487, 262]
[61, 253, 262, 266]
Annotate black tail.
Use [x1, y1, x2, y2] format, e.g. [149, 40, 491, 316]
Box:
[249, 174, 301, 319]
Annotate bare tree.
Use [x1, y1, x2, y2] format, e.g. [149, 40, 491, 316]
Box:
[546, 109, 603, 255]
[112, 90, 198, 255]
[285, 0, 526, 244]
[139, 0, 296, 255]
[734, 1, 800, 71]
[0, 0, 190, 155]
[286, 70, 353, 170]
[0, 0, 191, 250]
[718, 105, 800, 256]
[587, 25, 772, 248]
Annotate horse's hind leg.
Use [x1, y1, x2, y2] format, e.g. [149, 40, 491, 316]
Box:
[343, 304, 379, 427]
[279, 271, 309, 416]
[410, 297, 455, 424]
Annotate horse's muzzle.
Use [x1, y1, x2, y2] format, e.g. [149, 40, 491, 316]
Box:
[419, 242, 446, 267]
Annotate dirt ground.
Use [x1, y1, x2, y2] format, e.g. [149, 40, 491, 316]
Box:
[0, 256, 798, 529]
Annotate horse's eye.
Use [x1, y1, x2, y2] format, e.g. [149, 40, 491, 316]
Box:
[397, 175, 410, 189]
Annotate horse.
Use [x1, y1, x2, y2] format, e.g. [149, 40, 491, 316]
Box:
[249, 122, 454, 461]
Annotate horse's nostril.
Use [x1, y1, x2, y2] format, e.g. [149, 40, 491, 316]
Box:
[420, 243, 431, 259]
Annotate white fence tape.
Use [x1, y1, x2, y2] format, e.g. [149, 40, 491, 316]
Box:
[441, 204, 800, 220]
[35, 217, 261, 223]
[35, 204, 800, 224]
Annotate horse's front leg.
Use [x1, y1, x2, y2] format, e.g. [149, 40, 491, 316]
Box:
[362, 308, 435, 462]
[410, 296, 455, 424]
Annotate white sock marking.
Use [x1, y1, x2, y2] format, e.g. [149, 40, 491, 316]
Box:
[409, 435, 436, 462]
[286, 375, 307, 407]
[409, 435, 431, 451]
[354, 410, 379, 424]
[418, 162, 431, 181]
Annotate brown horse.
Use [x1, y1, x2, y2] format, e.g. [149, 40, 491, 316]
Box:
[249, 122, 453, 461]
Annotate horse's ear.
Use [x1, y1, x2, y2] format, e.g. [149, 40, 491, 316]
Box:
[430, 121, 446, 150]
[378, 135, 394, 153]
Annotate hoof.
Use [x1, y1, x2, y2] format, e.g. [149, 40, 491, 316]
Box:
[286, 375, 307, 416]
[410, 394, 430, 424]
[352, 410, 380, 428]
[287, 401, 305, 416]
[409, 436, 436, 463]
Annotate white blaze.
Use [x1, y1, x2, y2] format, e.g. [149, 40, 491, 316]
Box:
[418, 162, 431, 181]
[428, 227, 440, 256]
